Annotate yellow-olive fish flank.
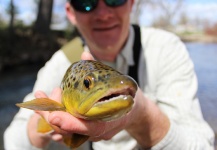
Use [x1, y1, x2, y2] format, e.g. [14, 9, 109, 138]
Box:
[16, 60, 138, 149]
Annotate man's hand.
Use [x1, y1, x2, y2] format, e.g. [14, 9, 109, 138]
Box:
[27, 88, 65, 148]
[35, 87, 144, 142]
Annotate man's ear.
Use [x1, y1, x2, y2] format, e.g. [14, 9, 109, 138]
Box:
[65, 2, 77, 25]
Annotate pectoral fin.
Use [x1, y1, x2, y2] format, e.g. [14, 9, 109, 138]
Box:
[16, 98, 65, 111]
[37, 117, 53, 133]
[64, 133, 89, 149]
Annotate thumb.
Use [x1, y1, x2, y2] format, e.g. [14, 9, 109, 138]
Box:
[81, 51, 94, 60]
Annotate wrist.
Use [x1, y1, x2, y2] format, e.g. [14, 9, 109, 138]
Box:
[126, 91, 170, 148]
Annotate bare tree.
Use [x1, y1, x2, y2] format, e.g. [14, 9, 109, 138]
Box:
[150, 0, 185, 28]
[131, 0, 185, 28]
[34, 0, 54, 34]
[178, 12, 189, 26]
[131, 0, 152, 25]
[7, 0, 15, 34]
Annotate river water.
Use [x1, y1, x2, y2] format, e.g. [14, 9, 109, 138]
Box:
[186, 42, 217, 133]
[0, 42, 217, 149]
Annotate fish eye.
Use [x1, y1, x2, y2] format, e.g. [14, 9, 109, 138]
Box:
[83, 76, 93, 89]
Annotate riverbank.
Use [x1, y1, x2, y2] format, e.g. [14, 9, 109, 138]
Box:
[180, 34, 217, 43]
[0, 28, 216, 73]
[175, 30, 217, 43]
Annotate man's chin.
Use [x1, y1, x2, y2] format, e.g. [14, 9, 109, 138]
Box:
[95, 41, 119, 50]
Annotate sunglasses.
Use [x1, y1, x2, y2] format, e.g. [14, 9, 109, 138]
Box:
[70, 0, 127, 12]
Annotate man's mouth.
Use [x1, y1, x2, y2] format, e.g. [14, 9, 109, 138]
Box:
[93, 25, 119, 32]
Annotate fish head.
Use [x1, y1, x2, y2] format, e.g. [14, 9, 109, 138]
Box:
[61, 60, 138, 121]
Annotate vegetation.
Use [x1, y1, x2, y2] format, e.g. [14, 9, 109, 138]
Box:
[0, 0, 216, 72]
[0, 0, 79, 71]
[0, 25, 77, 71]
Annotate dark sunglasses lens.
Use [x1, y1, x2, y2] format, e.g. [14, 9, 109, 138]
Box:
[70, 0, 98, 12]
[105, 0, 127, 6]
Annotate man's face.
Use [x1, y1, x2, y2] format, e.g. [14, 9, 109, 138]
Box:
[66, 0, 134, 54]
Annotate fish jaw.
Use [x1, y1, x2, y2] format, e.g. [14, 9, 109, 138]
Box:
[76, 75, 138, 121]
[84, 94, 134, 121]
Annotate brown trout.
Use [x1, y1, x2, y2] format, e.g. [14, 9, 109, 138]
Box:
[16, 60, 138, 149]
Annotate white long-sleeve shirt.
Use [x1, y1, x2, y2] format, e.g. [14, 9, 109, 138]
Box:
[4, 26, 215, 150]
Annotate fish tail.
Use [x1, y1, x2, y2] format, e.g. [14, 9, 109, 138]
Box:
[63, 133, 89, 149]
[37, 117, 53, 133]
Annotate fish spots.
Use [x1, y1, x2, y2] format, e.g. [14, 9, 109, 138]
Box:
[61, 60, 122, 91]
[74, 81, 79, 89]
[67, 82, 71, 88]
[98, 75, 104, 82]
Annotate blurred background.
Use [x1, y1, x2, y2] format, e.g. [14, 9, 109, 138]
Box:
[0, 0, 217, 149]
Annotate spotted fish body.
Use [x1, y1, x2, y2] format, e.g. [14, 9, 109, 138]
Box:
[16, 60, 138, 148]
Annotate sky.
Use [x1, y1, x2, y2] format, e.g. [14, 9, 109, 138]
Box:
[0, 0, 217, 29]
[139, 0, 217, 26]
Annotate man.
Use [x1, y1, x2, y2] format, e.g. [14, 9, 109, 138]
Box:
[4, 0, 215, 149]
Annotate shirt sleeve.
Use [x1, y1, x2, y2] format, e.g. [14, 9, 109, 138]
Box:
[142, 29, 215, 150]
[4, 50, 71, 150]
[4, 94, 42, 150]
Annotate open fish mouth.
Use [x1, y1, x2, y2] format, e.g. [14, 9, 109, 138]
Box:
[94, 87, 136, 106]
[94, 95, 131, 107]
[83, 86, 136, 121]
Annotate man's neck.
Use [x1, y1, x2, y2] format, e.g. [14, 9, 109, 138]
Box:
[85, 27, 130, 62]
[89, 48, 120, 62]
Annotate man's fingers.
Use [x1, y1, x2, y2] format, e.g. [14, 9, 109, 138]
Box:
[34, 87, 62, 120]
[34, 89, 50, 124]
[48, 111, 106, 137]
[35, 111, 50, 122]
[51, 133, 63, 142]
[34, 90, 48, 98]
[35, 110, 68, 135]
[81, 51, 94, 60]
[34, 87, 62, 102]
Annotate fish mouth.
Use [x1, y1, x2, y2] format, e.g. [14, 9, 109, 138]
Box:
[83, 86, 136, 121]
[95, 87, 135, 105]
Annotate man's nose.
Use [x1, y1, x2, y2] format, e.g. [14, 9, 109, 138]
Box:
[94, 0, 113, 20]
